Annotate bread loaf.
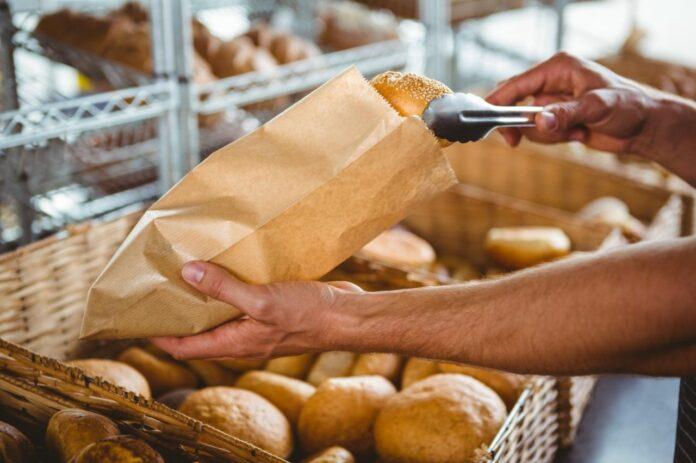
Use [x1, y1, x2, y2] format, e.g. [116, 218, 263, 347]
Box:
[71, 435, 164, 463]
[117, 347, 197, 395]
[67, 358, 151, 398]
[235, 370, 316, 425]
[306, 352, 356, 386]
[485, 226, 571, 269]
[0, 421, 34, 463]
[302, 446, 355, 463]
[358, 228, 436, 269]
[265, 354, 315, 379]
[400, 358, 440, 389]
[185, 360, 236, 386]
[351, 353, 402, 382]
[46, 409, 119, 463]
[438, 363, 526, 410]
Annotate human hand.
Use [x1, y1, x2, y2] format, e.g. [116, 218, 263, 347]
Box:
[151, 261, 364, 360]
[487, 52, 655, 154]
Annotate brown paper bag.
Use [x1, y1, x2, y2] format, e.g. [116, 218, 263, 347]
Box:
[80, 67, 457, 340]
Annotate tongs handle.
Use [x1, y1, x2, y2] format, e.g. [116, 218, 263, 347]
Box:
[423, 93, 543, 143]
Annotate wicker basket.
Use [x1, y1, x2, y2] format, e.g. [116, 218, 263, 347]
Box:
[0, 199, 562, 462]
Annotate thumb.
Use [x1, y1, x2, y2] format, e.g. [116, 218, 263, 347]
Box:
[181, 261, 269, 318]
[536, 100, 586, 133]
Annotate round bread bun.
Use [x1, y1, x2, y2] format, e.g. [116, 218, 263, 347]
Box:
[156, 388, 196, 410]
[46, 409, 119, 463]
[265, 354, 316, 379]
[71, 435, 164, 463]
[485, 226, 571, 270]
[576, 196, 645, 240]
[298, 375, 396, 456]
[235, 370, 316, 426]
[185, 360, 236, 386]
[359, 228, 436, 269]
[179, 387, 293, 457]
[1, 420, 34, 463]
[400, 358, 440, 389]
[117, 347, 197, 395]
[351, 353, 402, 382]
[306, 351, 356, 386]
[192, 19, 221, 63]
[270, 33, 321, 64]
[438, 363, 526, 410]
[302, 446, 355, 463]
[67, 359, 151, 398]
[216, 358, 266, 372]
[244, 22, 276, 49]
[210, 36, 255, 77]
[374, 374, 506, 463]
[370, 71, 452, 146]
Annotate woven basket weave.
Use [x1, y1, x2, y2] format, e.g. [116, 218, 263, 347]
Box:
[0, 202, 561, 462]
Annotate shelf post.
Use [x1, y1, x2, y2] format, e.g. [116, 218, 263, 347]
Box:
[419, 0, 452, 85]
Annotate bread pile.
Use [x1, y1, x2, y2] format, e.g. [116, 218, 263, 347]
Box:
[318, 0, 399, 50]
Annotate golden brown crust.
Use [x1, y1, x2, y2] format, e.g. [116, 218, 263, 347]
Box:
[265, 354, 316, 379]
[179, 387, 293, 457]
[215, 358, 266, 372]
[235, 370, 316, 426]
[351, 353, 402, 382]
[0, 421, 34, 463]
[298, 376, 396, 456]
[438, 363, 526, 410]
[185, 360, 237, 386]
[46, 409, 119, 463]
[67, 358, 151, 398]
[358, 228, 436, 269]
[71, 435, 164, 463]
[374, 374, 506, 463]
[302, 446, 356, 463]
[400, 358, 440, 389]
[306, 352, 356, 386]
[484, 226, 572, 270]
[117, 347, 197, 395]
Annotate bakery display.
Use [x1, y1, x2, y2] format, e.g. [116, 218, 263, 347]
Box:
[485, 226, 572, 269]
[358, 228, 437, 269]
[117, 347, 198, 395]
[374, 374, 507, 463]
[0, 421, 34, 463]
[265, 354, 316, 379]
[400, 357, 441, 389]
[179, 387, 293, 457]
[306, 351, 357, 386]
[438, 363, 525, 410]
[351, 353, 402, 382]
[302, 446, 356, 463]
[235, 370, 316, 425]
[298, 375, 396, 456]
[46, 409, 120, 463]
[71, 435, 164, 463]
[576, 196, 646, 240]
[67, 358, 152, 398]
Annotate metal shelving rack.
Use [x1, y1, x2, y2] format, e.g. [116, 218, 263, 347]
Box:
[0, 0, 417, 249]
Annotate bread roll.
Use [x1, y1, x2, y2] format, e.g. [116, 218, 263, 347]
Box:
[215, 358, 266, 372]
[371, 71, 452, 146]
[68, 359, 151, 398]
[351, 353, 402, 382]
[400, 357, 440, 389]
[244, 22, 276, 49]
[192, 19, 221, 63]
[270, 33, 320, 64]
[374, 374, 506, 463]
[180, 387, 293, 457]
[485, 226, 571, 270]
[45, 409, 119, 463]
[35, 10, 115, 56]
[302, 446, 355, 463]
[71, 435, 164, 463]
[235, 370, 316, 425]
[156, 389, 196, 410]
[117, 347, 197, 395]
[110, 1, 149, 23]
[576, 196, 645, 240]
[265, 354, 315, 378]
[0, 421, 34, 463]
[358, 228, 436, 269]
[438, 363, 526, 410]
[185, 360, 236, 386]
[211, 38, 277, 78]
[298, 376, 396, 456]
[306, 352, 356, 386]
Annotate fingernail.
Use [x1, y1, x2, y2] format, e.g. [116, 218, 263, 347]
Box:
[539, 111, 558, 132]
[182, 262, 205, 283]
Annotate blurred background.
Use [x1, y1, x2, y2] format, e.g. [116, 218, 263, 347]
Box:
[0, 1, 694, 462]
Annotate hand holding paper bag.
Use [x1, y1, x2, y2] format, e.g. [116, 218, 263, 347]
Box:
[80, 67, 457, 340]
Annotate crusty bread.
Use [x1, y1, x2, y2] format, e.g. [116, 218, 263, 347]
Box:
[438, 363, 526, 410]
[0, 421, 34, 463]
[235, 370, 316, 426]
[185, 360, 236, 386]
[374, 374, 506, 463]
[358, 228, 436, 269]
[485, 226, 571, 269]
[117, 347, 197, 395]
[265, 354, 315, 379]
[306, 352, 356, 386]
[298, 376, 396, 456]
[46, 409, 119, 463]
[71, 435, 164, 463]
[180, 387, 293, 457]
[302, 446, 355, 463]
[68, 358, 151, 398]
[400, 358, 440, 389]
[351, 353, 402, 382]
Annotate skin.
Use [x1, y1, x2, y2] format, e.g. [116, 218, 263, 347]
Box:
[153, 53, 696, 377]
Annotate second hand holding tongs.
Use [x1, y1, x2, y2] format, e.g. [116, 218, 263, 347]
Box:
[422, 93, 543, 143]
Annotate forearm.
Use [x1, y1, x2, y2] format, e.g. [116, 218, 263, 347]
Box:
[635, 89, 696, 186]
[333, 237, 696, 376]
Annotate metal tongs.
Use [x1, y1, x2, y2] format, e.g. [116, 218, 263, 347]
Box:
[423, 93, 543, 143]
